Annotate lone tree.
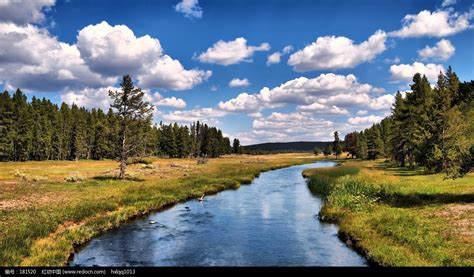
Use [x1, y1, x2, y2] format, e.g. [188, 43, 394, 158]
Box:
[333, 131, 342, 159]
[232, 138, 241, 154]
[109, 75, 153, 179]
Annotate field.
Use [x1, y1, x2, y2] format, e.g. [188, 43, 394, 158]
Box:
[303, 160, 474, 266]
[0, 153, 320, 266]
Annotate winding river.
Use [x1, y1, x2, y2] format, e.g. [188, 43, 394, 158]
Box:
[70, 161, 366, 266]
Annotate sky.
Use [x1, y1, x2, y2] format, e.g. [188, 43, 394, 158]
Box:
[0, 0, 473, 144]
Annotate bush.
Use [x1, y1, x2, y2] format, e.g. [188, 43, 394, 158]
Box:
[126, 157, 153, 165]
[197, 158, 208, 165]
[140, 164, 154, 169]
[65, 175, 84, 183]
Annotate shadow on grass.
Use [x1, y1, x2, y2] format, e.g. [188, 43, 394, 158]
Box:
[372, 162, 431, 177]
[382, 192, 474, 208]
[92, 175, 145, 182]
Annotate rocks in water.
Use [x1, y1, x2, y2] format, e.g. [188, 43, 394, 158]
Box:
[149, 220, 157, 224]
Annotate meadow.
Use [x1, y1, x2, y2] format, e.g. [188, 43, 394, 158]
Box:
[303, 160, 474, 266]
[0, 153, 319, 266]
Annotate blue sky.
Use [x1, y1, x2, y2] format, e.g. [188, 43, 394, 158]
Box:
[0, 0, 473, 144]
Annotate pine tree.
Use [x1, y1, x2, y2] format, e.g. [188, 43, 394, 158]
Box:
[333, 131, 342, 159]
[232, 138, 240, 154]
[109, 75, 153, 179]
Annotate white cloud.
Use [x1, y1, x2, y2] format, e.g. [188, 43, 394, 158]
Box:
[146, 92, 187, 109]
[0, 20, 211, 92]
[0, 0, 55, 25]
[417, 39, 455, 61]
[348, 115, 384, 125]
[160, 107, 227, 125]
[282, 45, 294, 54]
[369, 94, 395, 110]
[297, 103, 350, 115]
[266, 45, 293, 66]
[389, 9, 472, 38]
[288, 30, 386, 71]
[250, 112, 335, 142]
[137, 55, 212, 90]
[60, 86, 116, 110]
[441, 0, 456, 8]
[266, 52, 281, 65]
[229, 78, 250, 88]
[218, 93, 260, 113]
[217, 73, 381, 114]
[175, 0, 202, 19]
[196, 37, 270, 65]
[390, 62, 445, 83]
[357, 110, 368, 115]
[76, 21, 211, 90]
[76, 21, 163, 76]
[0, 22, 115, 91]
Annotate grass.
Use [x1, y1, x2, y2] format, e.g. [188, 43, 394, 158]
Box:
[303, 160, 474, 266]
[0, 153, 321, 266]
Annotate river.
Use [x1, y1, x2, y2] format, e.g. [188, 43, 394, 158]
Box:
[70, 161, 366, 266]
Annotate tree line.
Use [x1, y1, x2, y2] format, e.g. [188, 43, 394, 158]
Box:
[0, 77, 237, 163]
[339, 67, 473, 178]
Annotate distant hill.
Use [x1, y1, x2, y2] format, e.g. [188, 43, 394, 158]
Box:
[242, 141, 331, 153]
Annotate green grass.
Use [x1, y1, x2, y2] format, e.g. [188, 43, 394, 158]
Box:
[0, 153, 321, 266]
[304, 160, 474, 266]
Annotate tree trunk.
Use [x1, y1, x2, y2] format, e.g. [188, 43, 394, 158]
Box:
[119, 134, 126, 179]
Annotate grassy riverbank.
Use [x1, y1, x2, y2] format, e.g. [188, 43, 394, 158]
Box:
[0, 153, 320, 266]
[303, 160, 474, 266]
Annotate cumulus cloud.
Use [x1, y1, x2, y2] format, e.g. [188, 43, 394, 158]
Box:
[160, 107, 227, 125]
[348, 115, 384, 125]
[60, 86, 116, 110]
[218, 73, 384, 115]
[137, 55, 212, 90]
[146, 92, 187, 109]
[0, 0, 55, 25]
[0, 22, 115, 92]
[266, 52, 281, 65]
[389, 9, 472, 38]
[297, 103, 350, 115]
[0, 19, 211, 92]
[229, 78, 250, 88]
[76, 21, 211, 91]
[196, 37, 270, 65]
[218, 93, 260, 113]
[266, 45, 293, 66]
[417, 39, 455, 61]
[175, 0, 202, 19]
[390, 62, 445, 83]
[288, 30, 386, 71]
[369, 94, 395, 110]
[76, 21, 163, 76]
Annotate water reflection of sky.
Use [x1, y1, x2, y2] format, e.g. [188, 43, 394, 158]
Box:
[71, 161, 367, 266]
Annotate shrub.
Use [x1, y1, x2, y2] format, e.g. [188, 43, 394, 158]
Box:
[197, 158, 208, 165]
[65, 175, 84, 183]
[140, 164, 154, 169]
[126, 157, 153, 165]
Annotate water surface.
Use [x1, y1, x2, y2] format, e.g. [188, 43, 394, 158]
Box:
[71, 161, 366, 266]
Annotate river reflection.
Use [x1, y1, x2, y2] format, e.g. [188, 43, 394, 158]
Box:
[71, 161, 366, 266]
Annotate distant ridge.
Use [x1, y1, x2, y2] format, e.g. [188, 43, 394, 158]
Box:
[243, 141, 331, 153]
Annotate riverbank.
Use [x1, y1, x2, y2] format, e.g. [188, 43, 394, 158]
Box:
[0, 153, 320, 266]
[303, 160, 474, 266]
